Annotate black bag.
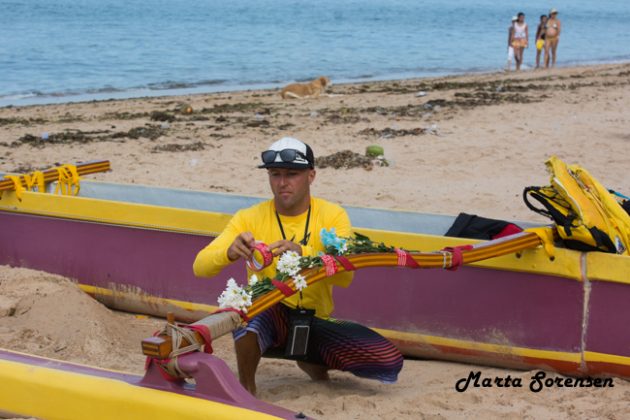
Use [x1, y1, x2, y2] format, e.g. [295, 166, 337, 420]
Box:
[284, 308, 315, 360]
[445, 212, 522, 240]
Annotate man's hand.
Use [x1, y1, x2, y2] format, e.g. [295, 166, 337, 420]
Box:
[227, 232, 256, 261]
[268, 240, 302, 257]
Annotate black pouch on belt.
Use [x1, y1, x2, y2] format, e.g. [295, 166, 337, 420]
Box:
[284, 307, 315, 359]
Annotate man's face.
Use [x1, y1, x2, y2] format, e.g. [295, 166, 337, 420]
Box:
[268, 168, 315, 212]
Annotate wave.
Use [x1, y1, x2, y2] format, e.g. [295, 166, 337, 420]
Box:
[0, 79, 235, 106]
[146, 79, 228, 90]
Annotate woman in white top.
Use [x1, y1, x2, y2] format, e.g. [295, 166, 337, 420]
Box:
[511, 12, 529, 71]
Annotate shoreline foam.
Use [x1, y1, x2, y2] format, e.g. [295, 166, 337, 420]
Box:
[1, 62, 629, 222]
[3, 60, 629, 108]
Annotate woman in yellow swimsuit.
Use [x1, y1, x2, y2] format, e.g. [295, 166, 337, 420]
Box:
[545, 9, 561, 68]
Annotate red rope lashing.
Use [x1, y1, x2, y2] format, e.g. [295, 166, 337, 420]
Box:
[271, 279, 296, 297]
[335, 255, 357, 271]
[187, 324, 213, 354]
[395, 248, 420, 268]
[145, 357, 182, 382]
[320, 254, 338, 276]
[441, 245, 474, 271]
[213, 307, 250, 323]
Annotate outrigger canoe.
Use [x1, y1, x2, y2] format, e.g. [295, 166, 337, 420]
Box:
[1, 162, 629, 418]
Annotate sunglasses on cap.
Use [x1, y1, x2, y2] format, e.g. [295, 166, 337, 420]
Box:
[261, 148, 308, 164]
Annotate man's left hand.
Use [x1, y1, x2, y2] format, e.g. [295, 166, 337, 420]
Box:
[268, 240, 302, 257]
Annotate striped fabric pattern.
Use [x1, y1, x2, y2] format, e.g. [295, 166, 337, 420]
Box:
[233, 304, 403, 383]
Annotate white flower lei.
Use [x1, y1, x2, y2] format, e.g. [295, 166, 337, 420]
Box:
[276, 250, 301, 277]
[248, 273, 259, 286]
[217, 278, 253, 313]
[293, 274, 307, 291]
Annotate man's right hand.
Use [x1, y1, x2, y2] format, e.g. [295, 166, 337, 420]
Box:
[227, 232, 256, 261]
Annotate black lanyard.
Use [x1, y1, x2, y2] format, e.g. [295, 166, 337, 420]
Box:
[275, 205, 311, 245]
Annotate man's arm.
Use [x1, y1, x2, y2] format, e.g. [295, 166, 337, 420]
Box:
[193, 211, 250, 278]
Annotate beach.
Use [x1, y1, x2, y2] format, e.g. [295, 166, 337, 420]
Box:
[2, 63, 630, 221]
[1, 63, 630, 418]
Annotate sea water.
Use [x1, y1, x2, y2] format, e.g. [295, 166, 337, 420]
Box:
[1, 0, 629, 106]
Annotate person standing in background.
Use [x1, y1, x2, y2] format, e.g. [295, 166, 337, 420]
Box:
[511, 12, 528, 71]
[545, 9, 561, 68]
[535, 15, 548, 68]
[506, 16, 517, 71]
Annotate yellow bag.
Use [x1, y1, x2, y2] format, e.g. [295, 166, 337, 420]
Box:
[524, 156, 630, 255]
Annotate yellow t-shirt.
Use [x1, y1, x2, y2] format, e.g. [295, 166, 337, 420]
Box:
[193, 197, 354, 319]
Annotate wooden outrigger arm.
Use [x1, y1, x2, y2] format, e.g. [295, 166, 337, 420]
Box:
[141, 231, 544, 365]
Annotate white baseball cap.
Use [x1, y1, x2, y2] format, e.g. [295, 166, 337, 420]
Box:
[259, 137, 315, 169]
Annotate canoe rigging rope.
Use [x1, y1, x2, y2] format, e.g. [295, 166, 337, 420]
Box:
[54, 164, 81, 196]
[1, 165, 81, 199]
[3, 176, 25, 200]
[24, 171, 45, 193]
[150, 322, 213, 380]
[162, 322, 205, 358]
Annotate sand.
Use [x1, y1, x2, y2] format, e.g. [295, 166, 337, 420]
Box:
[1, 265, 628, 419]
[2, 63, 630, 221]
[1, 63, 630, 418]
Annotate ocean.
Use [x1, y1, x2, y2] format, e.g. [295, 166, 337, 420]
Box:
[1, 0, 629, 106]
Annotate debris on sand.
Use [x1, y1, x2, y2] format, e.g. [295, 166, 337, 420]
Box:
[10, 125, 166, 148]
[150, 111, 177, 122]
[200, 102, 270, 114]
[15, 130, 112, 147]
[151, 141, 206, 153]
[359, 127, 434, 138]
[110, 125, 165, 140]
[316, 150, 389, 170]
[0, 117, 48, 126]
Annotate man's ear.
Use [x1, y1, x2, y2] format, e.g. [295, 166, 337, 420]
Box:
[309, 169, 316, 184]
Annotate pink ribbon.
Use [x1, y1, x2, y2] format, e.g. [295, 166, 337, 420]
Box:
[320, 254, 338, 276]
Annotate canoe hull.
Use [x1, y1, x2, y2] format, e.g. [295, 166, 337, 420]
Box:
[0, 349, 300, 420]
[1, 184, 629, 381]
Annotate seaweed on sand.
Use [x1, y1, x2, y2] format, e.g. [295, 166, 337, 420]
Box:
[316, 150, 387, 170]
[11, 125, 165, 148]
[151, 141, 206, 153]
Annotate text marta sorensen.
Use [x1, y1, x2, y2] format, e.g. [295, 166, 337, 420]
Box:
[455, 370, 614, 392]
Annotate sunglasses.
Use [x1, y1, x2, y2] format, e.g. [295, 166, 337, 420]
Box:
[261, 148, 308, 164]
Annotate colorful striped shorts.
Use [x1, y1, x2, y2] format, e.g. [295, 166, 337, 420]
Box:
[233, 304, 403, 383]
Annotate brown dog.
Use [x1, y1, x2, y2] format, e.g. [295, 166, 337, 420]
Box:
[280, 76, 330, 99]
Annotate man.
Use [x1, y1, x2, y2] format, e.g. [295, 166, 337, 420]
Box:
[193, 137, 403, 395]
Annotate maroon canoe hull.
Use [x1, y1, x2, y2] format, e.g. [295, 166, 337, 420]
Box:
[1, 211, 629, 378]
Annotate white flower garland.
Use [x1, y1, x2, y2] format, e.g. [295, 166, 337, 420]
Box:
[276, 250, 301, 277]
[217, 278, 253, 313]
[217, 228, 368, 311]
[293, 274, 307, 291]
